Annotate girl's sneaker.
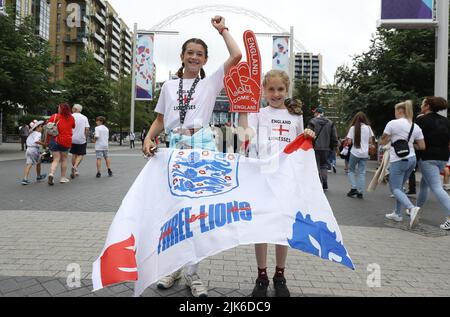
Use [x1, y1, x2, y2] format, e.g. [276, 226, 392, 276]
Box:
[48, 174, 54, 186]
[440, 219, 450, 231]
[184, 273, 208, 297]
[273, 276, 290, 297]
[251, 277, 269, 297]
[60, 177, 70, 184]
[385, 212, 403, 222]
[21, 179, 31, 185]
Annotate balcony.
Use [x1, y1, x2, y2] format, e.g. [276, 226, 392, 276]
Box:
[112, 21, 121, 33]
[92, 33, 105, 45]
[110, 56, 120, 66]
[111, 29, 121, 41]
[111, 47, 120, 57]
[96, 0, 107, 9]
[123, 51, 132, 61]
[123, 67, 131, 75]
[110, 65, 120, 74]
[111, 38, 120, 50]
[123, 35, 132, 46]
[94, 52, 105, 64]
[110, 73, 119, 81]
[63, 36, 88, 45]
[93, 12, 106, 26]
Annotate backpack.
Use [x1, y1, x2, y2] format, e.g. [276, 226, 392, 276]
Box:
[45, 115, 60, 137]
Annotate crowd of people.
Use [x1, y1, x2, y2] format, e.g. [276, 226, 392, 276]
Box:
[15, 15, 450, 299]
[20, 103, 114, 186]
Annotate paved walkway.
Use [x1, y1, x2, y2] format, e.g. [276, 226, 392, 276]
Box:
[1, 146, 449, 297]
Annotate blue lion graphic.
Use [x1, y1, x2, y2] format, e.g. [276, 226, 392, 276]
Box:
[169, 150, 239, 198]
[288, 212, 355, 270]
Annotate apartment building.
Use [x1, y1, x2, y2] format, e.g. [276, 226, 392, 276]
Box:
[48, 0, 132, 82]
[294, 52, 323, 87]
[3, 0, 51, 40]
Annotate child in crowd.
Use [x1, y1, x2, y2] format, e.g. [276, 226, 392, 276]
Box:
[21, 120, 47, 185]
[94, 116, 112, 178]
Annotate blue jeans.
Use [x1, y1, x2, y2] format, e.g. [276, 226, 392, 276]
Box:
[347, 154, 368, 193]
[389, 157, 417, 216]
[417, 160, 450, 217]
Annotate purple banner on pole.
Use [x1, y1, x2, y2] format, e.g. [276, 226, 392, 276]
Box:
[381, 0, 433, 20]
[135, 34, 154, 101]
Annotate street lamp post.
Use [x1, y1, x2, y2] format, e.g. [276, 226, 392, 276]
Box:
[435, 0, 449, 117]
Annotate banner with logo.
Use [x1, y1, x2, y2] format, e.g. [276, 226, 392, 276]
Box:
[135, 33, 154, 101]
[92, 135, 354, 296]
[272, 36, 290, 74]
[381, 0, 433, 19]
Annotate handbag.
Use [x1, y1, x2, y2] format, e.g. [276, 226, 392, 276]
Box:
[392, 123, 414, 158]
[45, 115, 60, 137]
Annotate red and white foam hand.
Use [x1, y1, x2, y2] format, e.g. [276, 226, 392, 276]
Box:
[225, 31, 262, 113]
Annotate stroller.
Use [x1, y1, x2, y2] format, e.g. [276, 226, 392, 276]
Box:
[40, 148, 53, 163]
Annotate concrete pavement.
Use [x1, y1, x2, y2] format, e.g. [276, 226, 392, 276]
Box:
[0, 143, 449, 297]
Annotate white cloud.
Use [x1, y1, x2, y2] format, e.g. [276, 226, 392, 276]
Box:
[107, 0, 380, 83]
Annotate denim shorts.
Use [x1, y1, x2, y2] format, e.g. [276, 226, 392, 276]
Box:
[49, 139, 69, 152]
[96, 150, 109, 159]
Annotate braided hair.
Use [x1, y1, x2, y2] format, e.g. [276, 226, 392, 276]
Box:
[284, 98, 303, 116]
[177, 38, 208, 79]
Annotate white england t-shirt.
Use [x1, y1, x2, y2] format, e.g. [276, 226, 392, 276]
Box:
[383, 118, 424, 163]
[95, 125, 109, 151]
[26, 131, 42, 148]
[155, 65, 225, 133]
[72, 112, 90, 144]
[248, 107, 304, 159]
[346, 124, 374, 159]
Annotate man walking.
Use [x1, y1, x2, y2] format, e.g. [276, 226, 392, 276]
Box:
[129, 131, 135, 149]
[70, 104, 90, 179]
[19, 123, 30, 151]
[308, 107, 338, 190]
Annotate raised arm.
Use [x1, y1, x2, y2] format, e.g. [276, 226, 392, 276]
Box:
[211, 16, 242, 74]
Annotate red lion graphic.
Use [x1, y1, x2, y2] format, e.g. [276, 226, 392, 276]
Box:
[100, 235, 138, 287]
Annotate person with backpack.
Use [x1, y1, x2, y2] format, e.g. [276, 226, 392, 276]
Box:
[307, 107, 338, 190]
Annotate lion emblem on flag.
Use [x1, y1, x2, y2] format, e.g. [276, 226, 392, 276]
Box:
[168, 149, 240, 199]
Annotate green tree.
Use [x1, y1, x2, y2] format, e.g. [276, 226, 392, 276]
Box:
[294, 80, 321, 125]
[108, 76, 159, 144]
[335, 28, 442, 136]
[61, 52, 113, 122]
[0, 14, 55, 126]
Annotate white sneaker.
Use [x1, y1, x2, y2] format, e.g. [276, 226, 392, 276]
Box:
[185, 273, 208, 297]
[60, 177, 70, 183]
[409, 207, 422, 228]
[156, 269, 182, 289]
[444, 184, 450, 191]
[385, 212, 403, 222]
[440, 219, 450, 231]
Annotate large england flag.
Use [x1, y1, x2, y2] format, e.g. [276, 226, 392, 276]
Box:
[92, 134, 354, 296]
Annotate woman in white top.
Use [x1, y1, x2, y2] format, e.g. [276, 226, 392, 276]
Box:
[380, 100, 425, 228]
[345, 112, 375, 199]
[142, 16, 242, 298]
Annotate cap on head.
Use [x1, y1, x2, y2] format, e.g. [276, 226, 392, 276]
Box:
[313, 106, 324, 114]
[29, 120, 44, 131]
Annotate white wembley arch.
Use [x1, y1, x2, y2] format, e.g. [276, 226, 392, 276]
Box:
[151, 4, 308, 52]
